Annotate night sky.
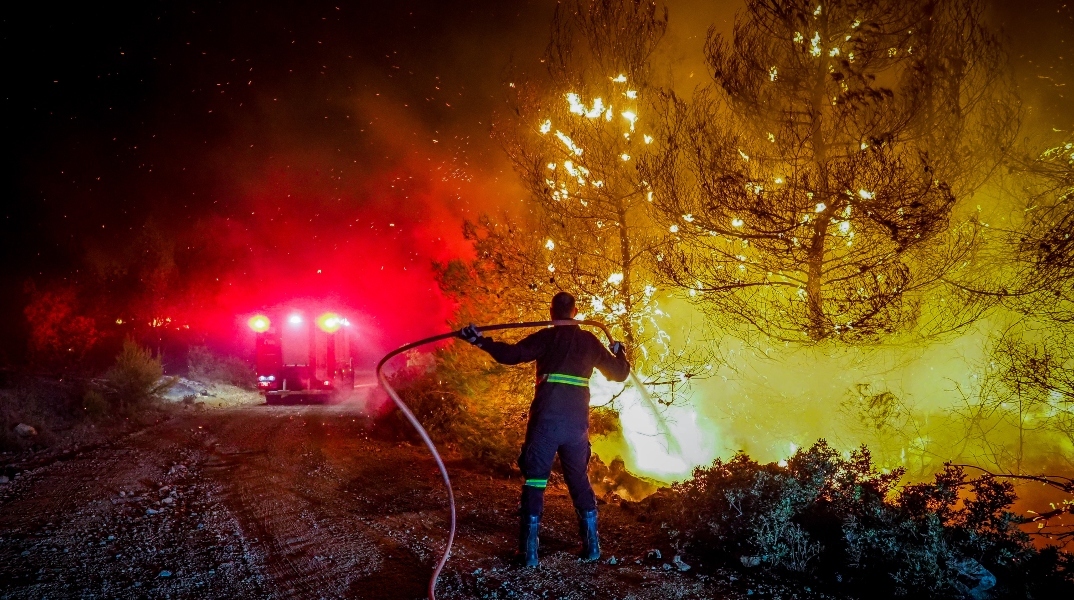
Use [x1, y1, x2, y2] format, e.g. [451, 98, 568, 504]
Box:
[5, 0, 1072, 364]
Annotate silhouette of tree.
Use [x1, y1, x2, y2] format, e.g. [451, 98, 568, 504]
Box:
[646, 0, 1018, 342]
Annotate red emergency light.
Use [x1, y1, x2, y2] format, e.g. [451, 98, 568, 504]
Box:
[317, 312, 343, 333]
[248, 314, 271, 333]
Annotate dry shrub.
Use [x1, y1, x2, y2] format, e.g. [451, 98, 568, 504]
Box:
[81, 389, 110, 419]
[103, 339, 174, 412]
[389, 344, 533, 473]
[187, 345, 254, 388]
[660, 440, 1074, 598]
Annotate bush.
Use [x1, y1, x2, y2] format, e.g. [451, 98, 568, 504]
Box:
[389, 345, 532, 473]
[187, 345, 254, 388]
[663, 440, 1074, 598]
[590, 406, 621, 436]
[81, 389, 109, 419]
[104, 339, 174, 411]
[387, 356, 465, 439]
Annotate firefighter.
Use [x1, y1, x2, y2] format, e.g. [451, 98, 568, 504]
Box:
[458, 292, 630, 567]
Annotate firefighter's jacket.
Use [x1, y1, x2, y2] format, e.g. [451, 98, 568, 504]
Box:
[473, 323, 630, 428]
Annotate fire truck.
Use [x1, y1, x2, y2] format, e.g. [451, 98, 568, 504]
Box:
[247, 311, 355, 404]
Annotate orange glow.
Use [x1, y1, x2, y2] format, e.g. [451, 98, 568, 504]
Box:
[248, 314, 271, 333]
[316, 312, 343, 333]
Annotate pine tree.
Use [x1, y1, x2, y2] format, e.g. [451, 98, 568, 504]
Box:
[495, 0, 711, 396]
[647, 0, 1017, 342]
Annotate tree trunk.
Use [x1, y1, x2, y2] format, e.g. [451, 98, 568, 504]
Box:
[617, 202, 636, 359]
[806, 213, 830, 340]
[806, 11, 831, 341]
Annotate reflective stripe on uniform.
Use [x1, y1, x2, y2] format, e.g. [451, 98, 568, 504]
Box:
[524, 478, 548, 489]
[537, 373, 589, 387]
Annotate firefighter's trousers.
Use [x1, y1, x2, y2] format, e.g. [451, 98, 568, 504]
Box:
[517, 419, 596, 517]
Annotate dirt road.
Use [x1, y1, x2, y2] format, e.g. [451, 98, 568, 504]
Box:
[0, 405, 756, 600]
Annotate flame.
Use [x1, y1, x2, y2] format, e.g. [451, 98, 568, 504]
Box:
[555, 131, 583, 156]
[590, 370, 720, 481]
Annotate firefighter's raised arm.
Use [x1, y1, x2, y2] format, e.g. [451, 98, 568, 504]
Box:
[458, 323, 547, 365]
[595, 338, 631, 382]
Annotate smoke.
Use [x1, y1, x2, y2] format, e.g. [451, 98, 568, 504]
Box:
[571, 1, 1074, 500]
[8, 0, 1072, 521]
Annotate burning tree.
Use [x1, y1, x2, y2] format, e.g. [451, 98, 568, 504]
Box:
[23, 283, 101, 370]
[1008, 137, 1074, 325]
[494, 0, 712, 397]
[645, 0, 1018, 342]
[958, 138, 1074, 474]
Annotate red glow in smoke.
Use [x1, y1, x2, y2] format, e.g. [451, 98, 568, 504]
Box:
[182, 105, 522, 364]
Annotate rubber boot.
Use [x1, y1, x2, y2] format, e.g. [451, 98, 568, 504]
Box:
[576, 508, 600, 561]
[518, 514, 540, 567]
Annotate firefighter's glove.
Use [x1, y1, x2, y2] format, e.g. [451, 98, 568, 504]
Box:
[609, 341, 624, 356]
[458, 323, 483, 345]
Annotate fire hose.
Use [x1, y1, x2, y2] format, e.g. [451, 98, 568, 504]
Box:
[375, 319, 626, 600]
